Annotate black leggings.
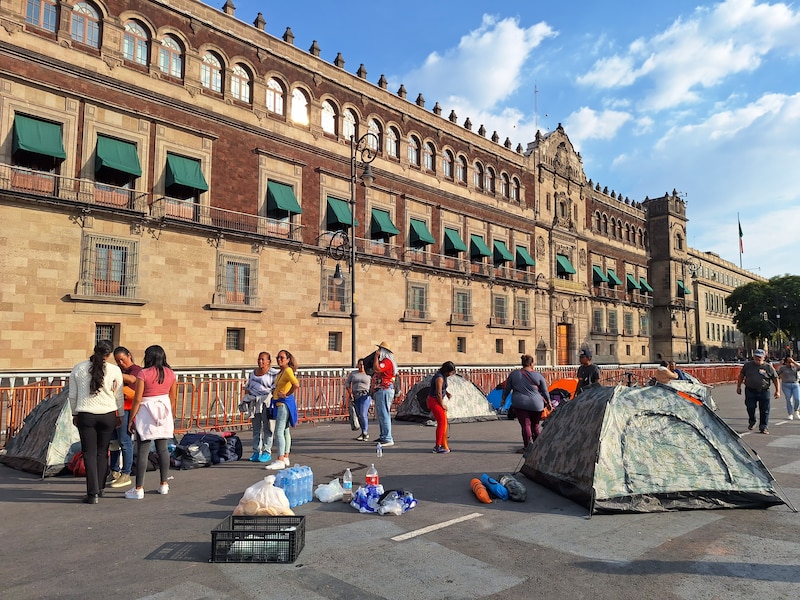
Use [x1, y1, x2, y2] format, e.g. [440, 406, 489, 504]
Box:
[134, 438, 170, 488]
[76, 411, 117, 496]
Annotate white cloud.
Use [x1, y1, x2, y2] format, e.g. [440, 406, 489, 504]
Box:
[577, 0, 800, 111]
[564, 107, 632, 148]
[398, 15, 557, 111]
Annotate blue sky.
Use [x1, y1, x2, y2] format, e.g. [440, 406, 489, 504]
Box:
[205, 0, 800, 278]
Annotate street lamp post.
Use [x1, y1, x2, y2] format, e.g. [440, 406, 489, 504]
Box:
[334, 133, 378, 367]
[682, 259, 699, 361]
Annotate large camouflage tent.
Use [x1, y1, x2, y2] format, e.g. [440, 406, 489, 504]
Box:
[521, 383, 786, 514]
[395, 374, 497, 423]
[667, 379, 718, 411]
[0, 388, 80, 477]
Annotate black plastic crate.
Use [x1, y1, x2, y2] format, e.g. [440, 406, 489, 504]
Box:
[210, 515, 305, 563]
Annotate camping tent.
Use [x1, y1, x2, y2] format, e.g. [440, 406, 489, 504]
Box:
[395, 374, 497, 422]
[0, 388, 80, 477]
[667, 380, 718, 411]
[521, 383, 786, 514]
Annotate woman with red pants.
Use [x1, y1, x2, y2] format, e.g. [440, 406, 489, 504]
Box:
[427, 361, 456, 453]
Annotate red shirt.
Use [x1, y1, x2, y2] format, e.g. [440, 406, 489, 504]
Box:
[375, 359, 395, 389]
[122, 364, 142, 411]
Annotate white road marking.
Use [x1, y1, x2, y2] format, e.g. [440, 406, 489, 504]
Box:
[391, 512, 483, 541]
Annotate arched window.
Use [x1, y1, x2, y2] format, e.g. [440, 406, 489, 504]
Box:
[367, 119, 381, 151]
[473, 162, 484, 190]
[25, 0, 59, 33]
[610, 218, 617, 238]
[158, 35, 183, 78]
[290, 88, 309, 125]
[675, 232, 683, 250]
[602, 214, 608, 234]
[71, 2, 100, 48]
[485, 167, 496, 193]
[559, 201, 567, 218]
[500, 173, 510, 198]
[594, 211, 602, 231]
[123, 21, 149, 65]
[266, 78, 285, 116]
[230, 64, 252, 103]
[443, 150, 454, 179]
[616, 221, 623, 238]
[386, 126, 399, 158]
[201, 52, 223, 93]
[423, 142, 435, 172]
[639, 229, 645, 246]
[343, 109, 357, 140]
[407, 135, 420, 166]
[321, 100, 337, 135]
[511, 177, 520, 202]
[624, 223, 631, 242]
[456, 155, 467, 183]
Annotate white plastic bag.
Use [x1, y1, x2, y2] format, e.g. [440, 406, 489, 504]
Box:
[233, 475, 293, 516]
[314, 478, 344, 503]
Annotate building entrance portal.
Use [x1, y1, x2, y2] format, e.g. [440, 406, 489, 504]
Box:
[557, 324, 570, 366]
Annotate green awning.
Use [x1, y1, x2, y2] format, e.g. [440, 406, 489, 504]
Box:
[556, 254, 576, 275]
[639, 277, 654, 293]
[326, 196, 357, 229]
[677, 280, 691, 295]
[371, 208, 400, 237]
[444, 228, 467, 253]
[267, 181, 302, 214]
[470, 234, 492, 258]
[493, 240, 513, 263]
[626, 274, 641, 290]
[166, 153, 209, 192]
[95, 135, 142, 177]
[593, 265, 609, 283]
[12, 114, 66, 160]
[515, 245, 535, 267]
[607, 268, 623, 286]
[409, 218, 435, 246]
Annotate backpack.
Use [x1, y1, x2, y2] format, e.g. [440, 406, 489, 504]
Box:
[175, 442, 212, 469]
[67, 451, 86, 477]
[179, 432, 226, 464]
[218, 434, 243, 462]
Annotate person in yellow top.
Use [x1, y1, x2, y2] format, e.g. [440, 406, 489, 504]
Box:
[266, 349, 300, 470]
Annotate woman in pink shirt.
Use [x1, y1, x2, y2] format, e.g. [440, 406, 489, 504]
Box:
[125, 345, 177, 499]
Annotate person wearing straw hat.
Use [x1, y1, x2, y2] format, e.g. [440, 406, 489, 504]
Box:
[372, 341, 397, 447]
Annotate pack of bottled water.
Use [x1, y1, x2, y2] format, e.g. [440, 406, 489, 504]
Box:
[274, 464, 314, 508]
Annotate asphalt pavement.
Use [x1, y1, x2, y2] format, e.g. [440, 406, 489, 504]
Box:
[1, 383, 799, 600]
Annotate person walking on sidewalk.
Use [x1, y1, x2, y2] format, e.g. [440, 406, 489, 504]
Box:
[69, 340, 124, 504]
[244, 351, 279, 463]
[502, 354, 551, 453]
[373, 341, 398, 447]
[736, 349, 779, 434]
[427, 361, 456, 454]
[777, 356, 800, 420]
[346, 359, 372, 441]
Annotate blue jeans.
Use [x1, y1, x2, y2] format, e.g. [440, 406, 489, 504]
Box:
[273, 402, 292, 457]
[109, 410, 133, 475]
[744, 387, 771, 431]
[782, 382, 800, 414]
[374, 387, 393, 442]
[354, 394, 372, 434]
[252, 405, 273, 452]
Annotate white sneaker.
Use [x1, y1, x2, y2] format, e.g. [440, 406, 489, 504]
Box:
[266, 460, 285, 470]
[125, 487, 144, 500]
[789, 414, 795, 420]
[158, 483, 169, 495]
[794, 411, 800, 419]
[283, 456, 291, 467]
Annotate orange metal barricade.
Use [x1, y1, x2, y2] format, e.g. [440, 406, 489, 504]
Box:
[2, 382, 65, 445]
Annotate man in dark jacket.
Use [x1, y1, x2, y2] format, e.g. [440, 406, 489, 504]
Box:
[736, 349, 779, 434]
[575, 348, 601, 396]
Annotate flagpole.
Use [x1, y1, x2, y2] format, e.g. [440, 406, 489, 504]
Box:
[738, 213, 743, 269]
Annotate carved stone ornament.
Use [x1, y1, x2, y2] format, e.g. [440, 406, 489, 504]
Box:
[579, 248, 587, 266]
[536, 236, 546, 258]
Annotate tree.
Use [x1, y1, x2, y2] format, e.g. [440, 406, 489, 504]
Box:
[726, 276, 800, 352]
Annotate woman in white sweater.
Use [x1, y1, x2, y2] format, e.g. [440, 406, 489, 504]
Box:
[69, 340, 124, 504]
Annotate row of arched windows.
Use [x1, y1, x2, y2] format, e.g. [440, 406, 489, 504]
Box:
[23, 1, 524, 203]
[593, 211, 647, 248]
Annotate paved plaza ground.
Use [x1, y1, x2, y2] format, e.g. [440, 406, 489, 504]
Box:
[1, 383, 799, 599]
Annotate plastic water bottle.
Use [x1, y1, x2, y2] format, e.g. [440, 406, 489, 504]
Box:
[342, 468, 353, 502]
[303, 465, 313, 504]
[366, 463, 379, 486]
[376, 443, 383, 458]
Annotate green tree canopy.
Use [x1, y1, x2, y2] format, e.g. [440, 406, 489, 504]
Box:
[726, 275, 800, 346]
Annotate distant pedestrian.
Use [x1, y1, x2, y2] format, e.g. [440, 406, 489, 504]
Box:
[346, 359, 372, 441]
[427, 361, 456, 454]
[502, 354, 551, 453]
[126, 345, 177, 498]
[667, 360, 692, 381]
[777, 356, 800, 420]
[575, 348, 601, 395]
[372, 341, 397, 447]
[69, 340, 124, 504]
[736, 349, 779, 434]
[244, 352, 279, 463]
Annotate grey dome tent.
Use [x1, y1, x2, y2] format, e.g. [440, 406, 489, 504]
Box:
[0, 388, 80, 477]
[395, 374, 497, 423]
[521, 383, 788, 514]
